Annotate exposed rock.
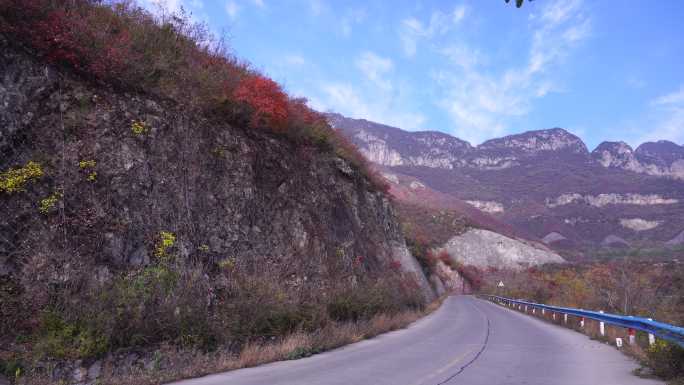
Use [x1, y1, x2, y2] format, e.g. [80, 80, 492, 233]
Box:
[592, 140, 684, 179]
[71, 362, 86, 383]
[620, 218, 662, 232]
[0, 34, 436, 337]
[434, 260, 466, 293]
[390, 241, 434, 301]
[382, 172, 399, 184]
[468, 156, 517, 170]
[429, 274, 446, 296]
[441, 229, 565, 270]
[465, 200, 504, 213]
[542, 232, 567, 244]
[327, 113, 471, 170]
[479, 128, 588, 155]
[665, 230, 684, 247]
[601, 235, 630, 248]
[546, 193, 678, 208]
[332, 111, 684, 250]
[87, 360, 102, 380]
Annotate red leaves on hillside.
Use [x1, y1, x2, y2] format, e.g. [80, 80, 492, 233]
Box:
[0, 0, 391, 194]
[437, 250, 454, 268]
[234, 75, 289, 130]
[456, 264, 483, 291]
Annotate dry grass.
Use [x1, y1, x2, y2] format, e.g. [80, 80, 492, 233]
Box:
[20, 296, 446, 385]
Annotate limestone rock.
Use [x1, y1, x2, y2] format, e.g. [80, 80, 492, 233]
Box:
[442, 229, 565, 270]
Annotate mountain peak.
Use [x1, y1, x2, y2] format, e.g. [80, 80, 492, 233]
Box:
[635, 140, 684, 167]
[591, 141, 637, 169]
[478, 127, 588, 154]
[593, 141, 634, 154]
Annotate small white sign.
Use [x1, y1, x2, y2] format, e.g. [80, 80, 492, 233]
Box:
[616, 338, 623, 348]
[497, 281, 505, 288]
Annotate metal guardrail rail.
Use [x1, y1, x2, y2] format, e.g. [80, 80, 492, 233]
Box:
[487, 295, 684, 348]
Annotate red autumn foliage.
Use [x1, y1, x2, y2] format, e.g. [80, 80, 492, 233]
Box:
[234, 75, 289, 130]
[437, 250, 455, 268]
[0, 0, 389, 193]
[456, 264, 483, 291]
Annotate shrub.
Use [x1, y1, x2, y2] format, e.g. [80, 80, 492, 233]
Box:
[0, 161, 43, 194]
[234, 75, 289, 131]
[646, 340, 684, 380]
[131, 120, 149, 136]
[38, 191, 62, 214]
[0, 356, 23, 382]
[35, 311, 109, 360]
[154, 230, 176, 259]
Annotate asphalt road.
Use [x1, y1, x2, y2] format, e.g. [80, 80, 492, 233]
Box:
[172, 296, 663, 385]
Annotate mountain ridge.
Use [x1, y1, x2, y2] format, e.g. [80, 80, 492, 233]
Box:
[329, 112, 684, 254]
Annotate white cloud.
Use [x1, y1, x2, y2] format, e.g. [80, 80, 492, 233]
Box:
[284, 54, 306, 67]
[355, 51, 394, 90]
[315, 82, 425, 131]
[399, 5, 467, 57]
[434, 0, 591, 144]
[224, 0, 267, 19]
[305, 52, 424, 131]
[653, 85, 684, 106]
[189, 0, 204, 8]
[339, 8, 367, 37]
[225, 1, 239, 19]
[640, 85, 684, 144]
[437, 44, 483, 70]
[308, 0, 325, 16]
[626, 76, 646, 89]
[452, 5, 467, 23]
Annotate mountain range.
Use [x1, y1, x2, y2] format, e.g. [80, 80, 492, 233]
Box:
[328, 113, 684, 257]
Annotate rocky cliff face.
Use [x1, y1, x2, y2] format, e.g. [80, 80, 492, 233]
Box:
[592, 140, 684, 179]
[442, 229, 565, 270]
[331, 113, 684, 253]
[0, 38, 436, 325]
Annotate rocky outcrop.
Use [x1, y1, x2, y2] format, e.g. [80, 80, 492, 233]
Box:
[665, 230, 684, 248]
[601, 235, 630, 248]
[546, 193, 678, 208]
[592, 140, 684, 179]
[327, 113, 470, 170]
[620, 218, 662, 232]
[542, 232, 567, 244]
[465, 200, 504, 213]
[441, 229, 565, 270]
[478, 128, 588, 155]
[0, 37, 436, 316]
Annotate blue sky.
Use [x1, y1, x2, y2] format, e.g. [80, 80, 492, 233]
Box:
[145, 0, 684, 150]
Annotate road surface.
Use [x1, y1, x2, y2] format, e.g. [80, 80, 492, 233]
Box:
[172, 296, 662, 385]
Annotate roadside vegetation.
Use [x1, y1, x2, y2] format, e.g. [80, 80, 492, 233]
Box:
[0, 1, 426, 384]
[0, 229, 426, 384]
[481, 261, 684, 384]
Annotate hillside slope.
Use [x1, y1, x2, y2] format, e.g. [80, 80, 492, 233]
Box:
[0, 5, 437, 382]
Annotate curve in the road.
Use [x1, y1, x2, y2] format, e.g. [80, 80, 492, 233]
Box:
[170, 296, 663, 385]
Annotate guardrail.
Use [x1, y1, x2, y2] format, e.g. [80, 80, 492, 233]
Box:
[486, 295, 684, 348]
